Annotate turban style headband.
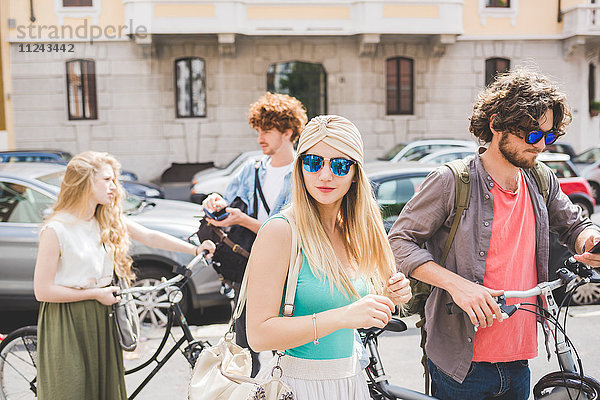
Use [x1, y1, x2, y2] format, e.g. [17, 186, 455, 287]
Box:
[297, 115, 364, 166]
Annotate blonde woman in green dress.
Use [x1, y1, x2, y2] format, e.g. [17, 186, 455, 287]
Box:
[246, 116, 412, 399]
[34, 151, 215, 400]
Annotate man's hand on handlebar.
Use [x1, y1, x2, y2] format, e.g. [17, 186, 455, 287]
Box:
[449, 278, 504, 329]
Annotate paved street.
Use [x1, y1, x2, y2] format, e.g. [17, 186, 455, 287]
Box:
[124, 305, 600, 400]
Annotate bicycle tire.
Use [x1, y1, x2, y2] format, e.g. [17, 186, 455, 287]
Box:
[0, 325, 38, 400]
[534, 371, 600, 399]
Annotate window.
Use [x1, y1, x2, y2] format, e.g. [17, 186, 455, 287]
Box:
[66, 59, 97, 120]
[486, 0, 510, 7]
[63, 0, 93, 6]
[267, 61, 327, 119]
[175, 58, 206, 118]
[0, 182, 54, 223]
[590, 63, 596, 112]
[386, 57, 413, 115]
[485, 58, 510, 86]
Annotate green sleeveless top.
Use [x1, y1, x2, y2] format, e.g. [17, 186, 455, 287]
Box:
[266, 215, 369, 360]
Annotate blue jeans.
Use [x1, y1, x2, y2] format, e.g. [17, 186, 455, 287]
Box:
[428, 359, 530, 400]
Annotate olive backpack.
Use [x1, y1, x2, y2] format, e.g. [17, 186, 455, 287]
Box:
[407, 158, 549, 394]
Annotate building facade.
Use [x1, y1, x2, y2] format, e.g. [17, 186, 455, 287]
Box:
[3, 0, 600, 180]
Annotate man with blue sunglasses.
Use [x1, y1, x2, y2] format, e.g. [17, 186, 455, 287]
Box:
[389, 67, 600, 400]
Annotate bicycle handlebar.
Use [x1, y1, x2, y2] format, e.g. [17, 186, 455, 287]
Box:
[117, 251, 210, 296]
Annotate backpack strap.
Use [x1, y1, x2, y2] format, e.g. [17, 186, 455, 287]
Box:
[531, 161, 549, 204]
[441, 159, 471, 265]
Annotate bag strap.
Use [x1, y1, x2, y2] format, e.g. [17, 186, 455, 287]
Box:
[232, 212, 301, 322]
[253, 160, 271, 217]
[531, 161, 549, 204]
[209, 223, 251, 258]
[441, 159, 471, 265]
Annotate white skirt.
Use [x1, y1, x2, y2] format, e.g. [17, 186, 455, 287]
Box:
[256, 353, 370, 400]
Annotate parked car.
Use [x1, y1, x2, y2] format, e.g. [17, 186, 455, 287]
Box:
[121, 180, 165, 199]
[0, 150, 168, 198]
[0, 163, 228, 326]
[0, 150, 139, 181]
[190, 151, 263, 204]
[368, 159, 598, 305]
[545, 143, 577, 159]
[418, 148, 477, 164]
[537, 153, 596, 218]
[575, 160, 600, 203]
[572, 146, 600, 171]
[378, 139, 478, 163]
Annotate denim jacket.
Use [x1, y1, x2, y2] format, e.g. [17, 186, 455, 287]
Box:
[224, 156, 293, 218]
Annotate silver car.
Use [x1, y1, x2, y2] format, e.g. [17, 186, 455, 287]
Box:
[0, 163, 228, 326]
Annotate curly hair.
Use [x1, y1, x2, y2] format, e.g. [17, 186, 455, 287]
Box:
[248, 92, 308, 142]
[469, 67, 572, 143]
[49, 151, 135, 283]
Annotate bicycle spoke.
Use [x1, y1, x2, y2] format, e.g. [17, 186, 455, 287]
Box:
[0, 334, 37, 400]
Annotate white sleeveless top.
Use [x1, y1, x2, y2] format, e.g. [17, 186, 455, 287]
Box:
[40, 212, 114, 289]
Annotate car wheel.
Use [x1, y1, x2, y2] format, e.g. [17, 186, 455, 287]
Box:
[590, 181, 600, 203]
[132, 263, 190, 328]
[572, 199, 593, 218]
[568, 280, 600, 305]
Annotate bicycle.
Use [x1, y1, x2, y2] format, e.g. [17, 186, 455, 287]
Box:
[443, 256, 600, 399]
[0, 252, 213, 400]
[360, 319, 437, 400]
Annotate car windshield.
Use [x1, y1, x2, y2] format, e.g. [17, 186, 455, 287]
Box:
[36, 170, 143, 213]
[379, 144, 406, 161]
[573, 148, 600, 164]
[542, 160, 577, 178]
[37, 171, 65, 187]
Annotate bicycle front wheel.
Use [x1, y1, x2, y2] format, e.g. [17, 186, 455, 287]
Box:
[0, 326, 38, 400]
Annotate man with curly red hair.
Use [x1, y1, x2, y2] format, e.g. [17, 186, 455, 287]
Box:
[203, 92, 307, 376]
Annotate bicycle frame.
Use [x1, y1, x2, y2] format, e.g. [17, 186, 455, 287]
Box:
[120, 253, 212, 400]
[360, 321, 437, 400]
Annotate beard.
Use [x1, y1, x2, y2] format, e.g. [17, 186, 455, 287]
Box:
[499, 132, 540, 169]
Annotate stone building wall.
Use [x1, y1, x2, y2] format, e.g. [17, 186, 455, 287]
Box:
[10, 36, 598, 181]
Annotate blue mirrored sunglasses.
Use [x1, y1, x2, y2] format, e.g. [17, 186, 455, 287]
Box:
[300, 154, 357, 177]
[524, 129, 559, 145]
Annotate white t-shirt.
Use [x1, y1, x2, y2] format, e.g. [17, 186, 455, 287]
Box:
[256, 159, 292, 222]
[40, 212, 114, 289]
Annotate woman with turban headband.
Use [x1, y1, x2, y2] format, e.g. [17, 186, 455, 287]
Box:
[245, 115, 412, 398]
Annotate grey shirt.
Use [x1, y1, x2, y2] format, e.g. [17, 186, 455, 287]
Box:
[388, 152, 593, 383]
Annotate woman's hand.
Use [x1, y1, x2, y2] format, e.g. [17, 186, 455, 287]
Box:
[96, 286, 120, 306]
[386, 272, 412, 305]
[342, 294, 395, 329]
[198, 240, 216, 257]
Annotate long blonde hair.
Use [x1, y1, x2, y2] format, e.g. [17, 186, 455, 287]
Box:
[292, 116, 395, 298]
[50, 151, 134, 282]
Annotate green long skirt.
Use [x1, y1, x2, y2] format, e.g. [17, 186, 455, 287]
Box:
[37, 300, 127, 400]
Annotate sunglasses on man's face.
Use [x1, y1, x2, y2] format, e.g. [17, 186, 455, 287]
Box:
[300, 154, 357, 177]
[520, 128, 559, 145]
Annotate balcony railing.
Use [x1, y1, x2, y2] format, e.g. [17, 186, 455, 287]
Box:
[121, 0, 464, 36]
[562, 4, 600, 37]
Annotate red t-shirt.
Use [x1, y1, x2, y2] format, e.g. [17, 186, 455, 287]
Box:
[472, 171, 538, 362]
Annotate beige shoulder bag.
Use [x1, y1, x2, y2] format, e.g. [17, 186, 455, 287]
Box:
[189, 213, 301, 400]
